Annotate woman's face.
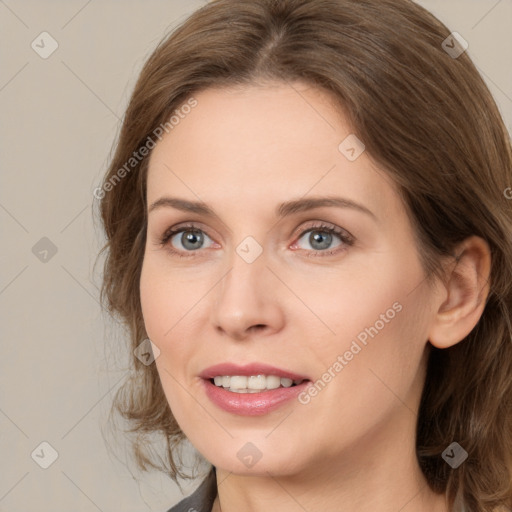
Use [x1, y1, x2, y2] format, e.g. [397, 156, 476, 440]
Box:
[140, 82, 442, 477]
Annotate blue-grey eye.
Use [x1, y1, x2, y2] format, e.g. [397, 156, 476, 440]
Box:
[171, 229, 212, 251]
[311, 231, 332, 250]
[296, 229, 343, 251]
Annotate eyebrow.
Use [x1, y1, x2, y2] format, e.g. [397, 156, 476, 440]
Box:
[148, 195, 376, 221]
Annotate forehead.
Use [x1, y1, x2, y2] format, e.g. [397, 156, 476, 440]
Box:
[146, 82, 401, 222]
[150, 82, 345, 171]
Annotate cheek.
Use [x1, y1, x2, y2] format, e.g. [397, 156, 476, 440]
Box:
[306, 284, 430, 432]
[139, 255, 210, 399]
[298, 259, 430, 412]
[140, 255, 197, 342]
[140, 258, 199, 423]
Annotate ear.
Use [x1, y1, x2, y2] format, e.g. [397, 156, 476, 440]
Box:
[428, 236, 491, 349]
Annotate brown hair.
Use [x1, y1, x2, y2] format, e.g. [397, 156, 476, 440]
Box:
[97, 0, 512, 510]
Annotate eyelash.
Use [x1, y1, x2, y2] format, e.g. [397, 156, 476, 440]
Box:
[158, 222, 355, 258]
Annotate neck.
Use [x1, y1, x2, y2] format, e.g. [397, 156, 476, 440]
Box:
[211, 409, 448, 512]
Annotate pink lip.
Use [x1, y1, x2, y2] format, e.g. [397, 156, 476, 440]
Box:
[201, 379, 310, 416]
[199, 362, 311, 416]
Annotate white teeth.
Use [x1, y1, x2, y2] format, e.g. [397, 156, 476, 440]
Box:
[211, 374, 304, 392]
[229, 376, 247, 389]
[266, 375, 281, 389]
[281, 378, 293, 388]
[247, 375, 267, 390]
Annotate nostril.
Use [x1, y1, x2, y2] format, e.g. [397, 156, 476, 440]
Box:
[247, 325, 266, 336]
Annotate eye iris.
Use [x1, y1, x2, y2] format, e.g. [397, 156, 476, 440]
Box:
[309, 231, 332, 250]
[172, 228, 339, 252]
[181, 230, 203, 250]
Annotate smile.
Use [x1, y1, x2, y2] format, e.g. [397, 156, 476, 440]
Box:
[211, 375, 306, 393]
[199, 362, 311, 415]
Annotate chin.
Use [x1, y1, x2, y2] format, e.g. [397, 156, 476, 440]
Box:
[203, 443, 307, 477]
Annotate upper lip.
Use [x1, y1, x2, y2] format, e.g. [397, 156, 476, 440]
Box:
[199, 363, 310, 381]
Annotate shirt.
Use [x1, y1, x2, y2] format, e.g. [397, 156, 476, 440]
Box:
[166, 467, 217, 512]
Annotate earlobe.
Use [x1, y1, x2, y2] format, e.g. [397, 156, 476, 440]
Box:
[428, 236, 491, 349]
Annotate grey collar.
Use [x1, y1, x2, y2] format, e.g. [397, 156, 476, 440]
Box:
[166, 467, 217, 512]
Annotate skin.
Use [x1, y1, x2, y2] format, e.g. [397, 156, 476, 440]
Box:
[140, 82, 491, 512]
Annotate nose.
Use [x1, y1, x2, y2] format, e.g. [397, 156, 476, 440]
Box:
[211, 246, 285, 341]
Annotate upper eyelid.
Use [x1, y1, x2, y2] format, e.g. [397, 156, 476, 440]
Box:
[162, 220, 344, 235]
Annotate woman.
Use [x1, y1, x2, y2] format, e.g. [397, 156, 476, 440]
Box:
[97, 0, 512, 511]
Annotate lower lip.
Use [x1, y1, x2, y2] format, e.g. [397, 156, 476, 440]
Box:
[202, 378, 310, 416]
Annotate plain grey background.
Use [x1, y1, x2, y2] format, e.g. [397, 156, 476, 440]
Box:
[1, 1, 511, 511]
